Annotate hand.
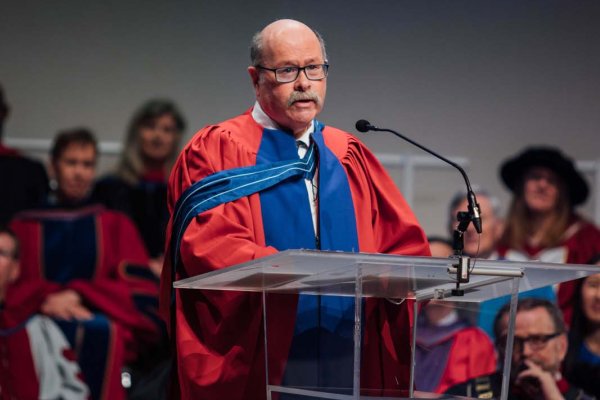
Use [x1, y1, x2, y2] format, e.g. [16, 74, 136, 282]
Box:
[148, 255, 164, 278]
[41, 289, 93, 321]
[515, 360, 564, 400]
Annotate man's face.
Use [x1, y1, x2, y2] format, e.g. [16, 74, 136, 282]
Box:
[523, 166, 560, 214]
[451, 195, 502, 258]
[0, 233, 19, 299]
[503, 307, 567, 376]
[248, 22, 327, 136]
[53, 143, 97, 203]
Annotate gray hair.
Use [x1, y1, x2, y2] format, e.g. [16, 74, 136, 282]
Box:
[493, 298, 566, 340]
[250, 27, 328, 66]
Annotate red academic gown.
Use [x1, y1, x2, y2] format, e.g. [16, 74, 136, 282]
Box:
[434, 327, 496, 393]
[10, 204, 161, 400]
[0, 283, 89, 400]
[497, 216, 600, 325]
[415, 313, 497, 394]
[160, 110, 430, 399]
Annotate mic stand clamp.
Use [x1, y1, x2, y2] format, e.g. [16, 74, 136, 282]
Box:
[450, 211, 473, 296]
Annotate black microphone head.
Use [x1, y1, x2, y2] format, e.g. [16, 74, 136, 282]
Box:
[355, 119, 373, 133]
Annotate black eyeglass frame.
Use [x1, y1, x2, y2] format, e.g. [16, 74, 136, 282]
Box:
[256, 64, 330, 83]
[497, 331, 563, 351]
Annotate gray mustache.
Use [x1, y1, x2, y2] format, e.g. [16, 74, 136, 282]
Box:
[287, 91, 320, 107]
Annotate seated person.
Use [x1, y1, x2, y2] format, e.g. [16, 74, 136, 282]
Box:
[0, 226, 89, 399]
[0, 83, 49, 225]
[415, 237, 496, 393]
[446, 298, 594, 400]
[563, 255, 600, 398]
[415, 300, 497, 393]
[448, 188, 556, 338]
[418, 237, 496, 393]
[93, 99, 186, 277]
[10, 128, 161, 400]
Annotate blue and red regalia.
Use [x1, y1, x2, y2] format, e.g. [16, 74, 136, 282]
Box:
[160, 106, 430, 399]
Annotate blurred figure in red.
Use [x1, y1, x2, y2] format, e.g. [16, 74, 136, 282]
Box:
[10, 128, 161, 400]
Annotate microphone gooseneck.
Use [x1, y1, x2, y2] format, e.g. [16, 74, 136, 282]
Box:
[355, 119, 483, 293]
[354, 119, 482, 235]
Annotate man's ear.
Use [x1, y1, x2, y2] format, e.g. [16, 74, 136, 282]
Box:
[557, 332, 568, 361]
[248, 66, 260, 89]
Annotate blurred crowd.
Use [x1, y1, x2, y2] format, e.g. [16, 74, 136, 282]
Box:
[1, 78, 599, 400]
[1, 84, 182, 400]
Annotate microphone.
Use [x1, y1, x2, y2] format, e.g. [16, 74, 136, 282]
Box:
[355, 119, 482, 234]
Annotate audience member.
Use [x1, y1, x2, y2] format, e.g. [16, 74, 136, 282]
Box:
[447, 188, 556, 337]
[0, 83, 49, 225]
[93, 99, 186, 276]
[497, 146, 600, 325]
[563, 254, 600, 398]
[448, 188, 503, 259]
[446, 298, 594, 400]
[0, 226, 89, 399]
[415, 237, 497, 393]
[161, 19, 430, 398]
[10, 128, 161, 400]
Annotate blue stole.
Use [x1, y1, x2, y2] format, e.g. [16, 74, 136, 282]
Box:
[171, 121, 360, 390]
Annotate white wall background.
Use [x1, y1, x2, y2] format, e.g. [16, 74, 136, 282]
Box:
[2, 0, 599, 236]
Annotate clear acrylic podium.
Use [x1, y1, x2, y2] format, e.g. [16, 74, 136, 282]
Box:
[174, 249, 599, 400]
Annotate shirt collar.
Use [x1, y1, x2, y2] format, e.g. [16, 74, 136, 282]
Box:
[251, 101, 314, 146]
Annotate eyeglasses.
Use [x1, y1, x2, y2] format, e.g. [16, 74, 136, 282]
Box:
[497, 332, 562, 352]
[256, 64, 329, 83]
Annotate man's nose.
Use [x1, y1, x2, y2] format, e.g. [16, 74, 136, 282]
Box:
[74, 163, 88, 177]
[521, 341, 535, 358]
[294, 70, 311, 91]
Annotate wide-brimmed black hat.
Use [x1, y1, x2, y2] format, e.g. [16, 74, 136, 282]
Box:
[500, 146, 589, 206]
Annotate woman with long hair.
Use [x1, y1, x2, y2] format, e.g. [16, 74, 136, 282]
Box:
[563, 255, 600, 398]
[497, 146, 600, 323]
[93, 99, 186, 276]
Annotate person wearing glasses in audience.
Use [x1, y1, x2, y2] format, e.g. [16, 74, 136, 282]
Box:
[161, 19, 429, 399]
[446, 298, 595, 400]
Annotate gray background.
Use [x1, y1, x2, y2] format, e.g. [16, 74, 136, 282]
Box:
[2, 0, 599, 237]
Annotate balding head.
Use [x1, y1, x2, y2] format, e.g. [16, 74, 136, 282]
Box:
[250, 19, 327, 67]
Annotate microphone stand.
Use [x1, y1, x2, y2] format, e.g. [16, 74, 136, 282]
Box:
[451, 212, 474, 296]
[355, 120, 482, 296]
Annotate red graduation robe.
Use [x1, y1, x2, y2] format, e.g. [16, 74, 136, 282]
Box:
[10, 205, 161, 400]
[497, 216, 600, 325]
[161, 110, 430, 399]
